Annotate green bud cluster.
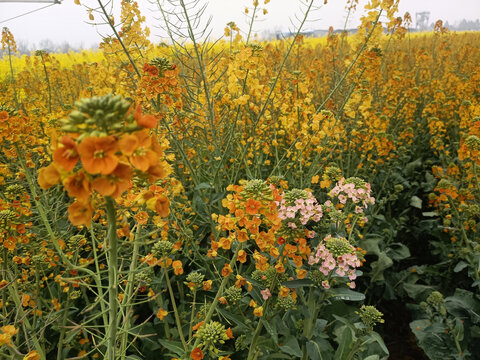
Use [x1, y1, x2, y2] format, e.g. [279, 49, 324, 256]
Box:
[309, 269, 326, 287]
[465, 135, 480, 151]
[325, 236, 353, 258]
[186, 271, 205, 286]
[344, 177, 367, 190]
[276, 294, 296, 310]
[240, 179, 272, 200]
[70, 290, 81, 300]
[67, 235, 85, 251]
[426, 291, 444, 307]
[152, 240, 174, 258]
[235, 334, 247, 351]
[224, 286, 242, 305]
[358, 305, 384, 328]
[60, 94, 140, 137]
[149, 57, 172, 76]
[283, 188, 309, 206]
[0, 209, 17, 228]
[5, 184, 24, 196]
[196, 321, 230, 352]
[135, 269, 153, 286]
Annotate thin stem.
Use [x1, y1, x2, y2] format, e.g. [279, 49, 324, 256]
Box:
[105, 197, 119, 360]
[164, 267, 188, 351]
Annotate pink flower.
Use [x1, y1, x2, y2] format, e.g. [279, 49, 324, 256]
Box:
[261, 288, 271, 300]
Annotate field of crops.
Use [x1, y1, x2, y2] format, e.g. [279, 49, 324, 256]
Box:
[1, 0, 480, 359]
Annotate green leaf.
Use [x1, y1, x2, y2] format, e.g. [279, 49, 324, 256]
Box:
[333, 326, 354, 360]
[194, 182, 213, 190]
[363, 356, 380, 360]
[368, 331, 389, 355]
[453, 261, 468, 273]
[445, 288, 480, 324]
[262, 318, 279, 345]
[330, 288, 365, 301]
[157, 339, 185, 357]
[370, 252, 393, 282]
[282, 278, 314, 288]
[422, 211, 438, 217]
[280, 336, 303, 357]
[386, 243, 410, 261]
[402, 282, 434, 300]
[306, 339, 334, 360]
[410, 195, 422, 209]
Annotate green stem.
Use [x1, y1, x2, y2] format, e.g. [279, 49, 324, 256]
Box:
[105, 197, 119, 360]
[119, 225, 141, 358]
[192, 243, 244, 350]
[164, 267, 188, 351]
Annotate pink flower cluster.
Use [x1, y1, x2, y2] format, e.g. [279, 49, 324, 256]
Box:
[277, 192, 323, 227]
[308, 236, 361, 289]
[329, 177, 375, 211]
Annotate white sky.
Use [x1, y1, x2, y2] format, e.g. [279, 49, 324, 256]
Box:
[0, 0, 479, 48]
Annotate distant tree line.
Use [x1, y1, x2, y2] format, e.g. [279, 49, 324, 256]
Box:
[0, 39, 98, 57]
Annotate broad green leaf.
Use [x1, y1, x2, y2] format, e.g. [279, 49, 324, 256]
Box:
[280, 336, 303, 357]
[363, 356, 380, 360]
[306, 339, 334, 360]
[262, 318, 279, 345]
[410, 195, 422, 209]
[157, 339, 185, 357]
[386, 242, 410, 261]
[453, 261, 468, 273]
[333, 326, 354, 360]
[402, 282, 434, 300]
[370, 253, 393, 282]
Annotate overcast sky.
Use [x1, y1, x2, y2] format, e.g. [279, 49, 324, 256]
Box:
[0, 0, 479, 48]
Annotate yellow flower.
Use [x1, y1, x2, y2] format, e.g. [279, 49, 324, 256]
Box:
[23, 351, 40, 360]
[253, 306, 263, 317]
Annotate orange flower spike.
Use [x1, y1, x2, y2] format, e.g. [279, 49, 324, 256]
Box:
[53, 136, 79, 171]
[245, 198, 262, 215]
[222, 263, 233, 277]
[134, 104, 158, 129]
[68, 200, 93, 227]
[37, 163, 61, 189]
[190, 347, 204, 360]
[78, 135, 119, 175]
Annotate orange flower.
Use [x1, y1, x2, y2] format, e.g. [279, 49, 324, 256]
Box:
[279, 286, 289, 297]
[172, 260, 183, 275]
[221, 263, 232, 277]
[235, 275, 246, 288]
[237, 249, 247, 263]
[226, 327, 234, 339]
[192, 321, 204, 331]
[3, 236, 16, 251]
[53, 136, 79, 171]
[0, 111, 9, 122]
[38, 163, 61, 189]
[244, 198, 262, 215]
[190, 348, 204, 360]
[203, 280, 212, 291]
[253, 306, 263, 317]
[249, 299, 257, 307]
[296, 269, 307, 279]
[91, 163, 132, 198]
[63, 171, 90, 201]
[156, 308, 168, 320]
[68, 200, 93, 227]
[120, 130, 158, 172]
[134, 105, 158, 129]
[78, 135, 118, 175]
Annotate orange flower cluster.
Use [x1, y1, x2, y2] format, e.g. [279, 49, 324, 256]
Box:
[37, 95, 170, 227]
